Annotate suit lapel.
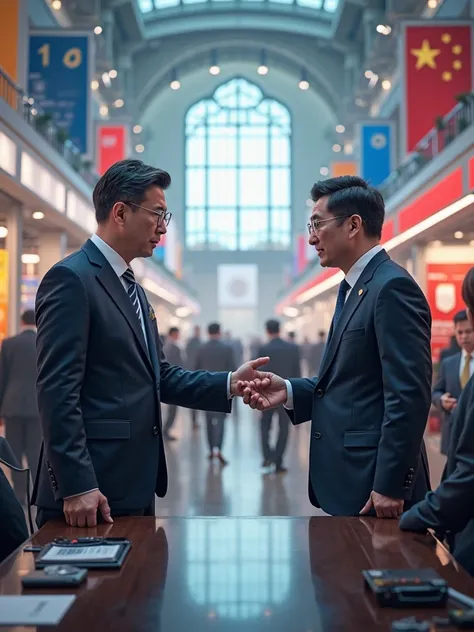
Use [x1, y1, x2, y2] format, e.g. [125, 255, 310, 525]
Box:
[137, 285, 161, 379]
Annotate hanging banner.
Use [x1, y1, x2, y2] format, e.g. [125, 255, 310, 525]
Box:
[217, 264, 258, 308]
[0, 250, 8, 342]
[96, 124, 128, 175]
[28, 31, 92, 155]
[358, 121, 395, 187]
[401, 22, 473, 155]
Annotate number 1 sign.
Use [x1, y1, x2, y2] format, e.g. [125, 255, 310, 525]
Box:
[28, 31, 93, 155]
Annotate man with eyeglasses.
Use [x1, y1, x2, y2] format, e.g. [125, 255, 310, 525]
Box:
[33, 159, 269, 527]
[240, 175, 432, 518]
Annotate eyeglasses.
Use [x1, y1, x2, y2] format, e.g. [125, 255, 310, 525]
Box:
[125, 201, 172, 227]
[307, 215, 348, 235]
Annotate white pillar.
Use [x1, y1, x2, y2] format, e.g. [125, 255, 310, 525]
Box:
[5, 201, 23, 335]
[37, 231, 67, 280]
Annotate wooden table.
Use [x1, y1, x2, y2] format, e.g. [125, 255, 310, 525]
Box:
[1, 516, 474, 631]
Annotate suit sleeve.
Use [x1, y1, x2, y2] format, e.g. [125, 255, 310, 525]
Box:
[432, 360, 448, 410]
[373, 276, 432, 500]
[36, 264, 98, 500]
[287, 377, 316, 425]
[400, 384, 474, 534]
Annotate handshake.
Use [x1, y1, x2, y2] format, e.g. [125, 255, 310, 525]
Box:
[230, 357, 288, 411]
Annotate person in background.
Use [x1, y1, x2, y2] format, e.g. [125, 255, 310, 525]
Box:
[301, 336, 312, 375]
[185, 325, 202, 429]
[195, 323, 236, 465]
[0, 310, 41, 506]
[439, 335, 461, 363]
[287, 331, 296, 343]
[163, 327, 183, 441]
[308, 330, 327, 376]
[258, 319, 301, 473]
[249, 336, 262, 362]
[432, 310, 474, 456]
[400, 268, 474, 576]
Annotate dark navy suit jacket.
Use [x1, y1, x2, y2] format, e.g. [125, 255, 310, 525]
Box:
[432, 352, 462, 455]
[33, 240, 231, 512]
[288, 249, 432, 516]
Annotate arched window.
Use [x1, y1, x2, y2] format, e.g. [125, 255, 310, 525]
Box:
[185, 78, 291, 251]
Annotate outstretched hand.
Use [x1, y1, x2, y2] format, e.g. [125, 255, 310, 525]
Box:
[230, 357, 272, 397]
[239, 374, 288, 411]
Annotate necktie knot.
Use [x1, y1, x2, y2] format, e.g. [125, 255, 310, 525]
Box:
[333, 279, 350, 327]
[122, 268, 135, 286]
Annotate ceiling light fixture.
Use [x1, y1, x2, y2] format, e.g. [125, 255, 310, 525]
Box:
[257, 49, 268, 75]
[108, 69, 118, 79]
[454, 231, 464, 239]
[427, 0, 437, 8]
[298, 80, 309, 90]
[170, 79, 181, 90]
[365, 70, 373, 79]
[32, 211, 45, 220]
[101, 72, 111, 87]
[320, 167, 329, 176]
[99, 104, 109, 117]
[91, 80, 99, 91]
[94, 25, 103, 35]
[114, 98, 124, 108]
[209, 65, 220, 76]
[51, 0, 62, 9]
[376, 24, 392, 35]
[336, 124, 345, 133]
[332, 143, 342, 152]
[133, 125, 142, 134]
[22, 254, 40, 264]
[382, 79, 391, 91]
[209, 49, 220, 75]
[135, 144, 145, 153]
[257, 65, 268, 75]
[0, 227, 8, 238]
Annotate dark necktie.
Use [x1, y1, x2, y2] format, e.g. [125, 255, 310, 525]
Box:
[122, 268, 143, 328]
[333, 279, 350, 327]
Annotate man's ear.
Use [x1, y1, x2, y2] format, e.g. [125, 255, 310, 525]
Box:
[111, 202, 127, 225]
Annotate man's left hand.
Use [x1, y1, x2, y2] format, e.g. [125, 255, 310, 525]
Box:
[230, 357, 270, 397]
[359, 491, 404, 519]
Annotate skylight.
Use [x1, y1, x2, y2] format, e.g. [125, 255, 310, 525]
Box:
[138, 0, 339, 12]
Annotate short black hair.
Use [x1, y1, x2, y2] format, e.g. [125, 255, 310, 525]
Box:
[168, 327, 179, 336]
[21, 310, 35, 326]
[462, 271, 474, 314]
[266, 319, 280, 334]
[311, 175, 385, 239]
[288, 331, 296, 340]
[93, 159, 171, 223]
[318, 330, 325, 338]
[208, 322, 221, 335]
[454, 309, 468, 324]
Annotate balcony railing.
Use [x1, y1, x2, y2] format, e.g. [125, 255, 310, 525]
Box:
[0, 65, 98, 187]
[380, 94, 474, 200]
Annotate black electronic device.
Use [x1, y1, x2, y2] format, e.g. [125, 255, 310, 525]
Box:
[362, 568, 448, 608]
[35, 537, 131, 570]
[449, 610, 474, 629]
[22, 565, 88, 588]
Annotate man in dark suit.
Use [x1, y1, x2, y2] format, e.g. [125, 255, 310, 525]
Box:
[33, 159, 269, 528]
[0, 310, 41, 505]
[162, 327, 183, 441]
[185, 326, 202, 429]
[432, 309, 474, 455]
[258, 319, 301, 472]
[308, 330, 326, 376]
[195, 323, 235, 465]
[0, 467, 29, 562]
[241, 175, 432, 518]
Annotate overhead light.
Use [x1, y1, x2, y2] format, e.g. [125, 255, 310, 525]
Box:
[344, 143, 353, 154]
[432, 240, 442, 247]
[176, 306, 193, 318]
[0, 227, 8, 238]
[22, 254, 40, 264]
[99, 104, 109, 117]
[32, 211, 45, 220]
[365, 70, 373, 79]
[376, 24, 392, 35]
[382, 79, 391, 91]
[332, 143, 342, 152]
[209, 65, 220, 75]
[135, 144, 145, 153]
[298, 80, 309, 91]
[283, 307, 299, 318]
[170, 79, 181, 90]
[94, 25, 103, 35]
[470, 240, 474, 247]
[91, 80, 99, 91]
[114, 98, 124, 108]
[108, 69, 118, 79]
[427, 0, 437, 8]
[320, 167, 329, 176]
[369, 73, 379, 88]
[51, 0, 62, 9]
[257, 65, 268, 75]
[454, 231, 464, 239]
[101, 72, 111, 87]
[31, 108, 38, 116]
[336, 124, 345, 133]
[133, 125, 142, 134]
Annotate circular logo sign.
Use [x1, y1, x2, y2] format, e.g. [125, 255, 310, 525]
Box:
[370, 133, 387, 150]
[228, 278, 247, 297]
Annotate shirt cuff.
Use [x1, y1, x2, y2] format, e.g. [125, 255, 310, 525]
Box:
[64, 488, 99, 499]
[227, 372, 232, 399]
[284, 380, 294, 409]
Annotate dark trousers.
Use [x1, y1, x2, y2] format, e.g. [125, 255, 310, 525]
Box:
[164, 405, 178, 434]
[206, 412, 226, 451]
[5, 416, 42, 505]
[260, 408, 290, 467]
[36, 498, 156, 529]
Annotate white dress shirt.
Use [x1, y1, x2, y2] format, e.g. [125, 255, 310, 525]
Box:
[285, 245, 383, 408]
[459, 349, 474, 381]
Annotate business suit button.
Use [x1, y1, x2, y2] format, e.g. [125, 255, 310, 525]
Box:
[152, 426, 159, 435]
[314, 432, 322, 440]
[315, 389, 324, 398]
[408, 467, 415, 473]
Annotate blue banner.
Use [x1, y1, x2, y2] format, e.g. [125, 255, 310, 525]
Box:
[29, 32, 91, 154]
[359, 122, 394, 188]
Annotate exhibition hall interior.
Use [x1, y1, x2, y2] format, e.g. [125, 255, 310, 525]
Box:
[0, 0, 474, 629]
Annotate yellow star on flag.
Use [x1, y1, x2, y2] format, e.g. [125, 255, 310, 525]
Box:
[411, 39, 441, 69]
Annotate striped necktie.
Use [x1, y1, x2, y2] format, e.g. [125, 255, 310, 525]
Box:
[461, 353, 472, 389]
[122, 268, 143, 328]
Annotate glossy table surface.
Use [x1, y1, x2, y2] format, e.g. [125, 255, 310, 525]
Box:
[1, 516, 474, 631]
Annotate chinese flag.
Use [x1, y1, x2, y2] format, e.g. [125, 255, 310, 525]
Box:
[402, 23, 472, 154]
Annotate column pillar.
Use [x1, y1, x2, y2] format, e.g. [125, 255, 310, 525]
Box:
[37, 231, 67, 280]
[5, 201, 22, 336]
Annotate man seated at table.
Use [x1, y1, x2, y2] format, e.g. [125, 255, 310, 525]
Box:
[400, 266, 474, 576]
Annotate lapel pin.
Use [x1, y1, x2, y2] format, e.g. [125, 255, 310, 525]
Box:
[358, 289, 363, 296]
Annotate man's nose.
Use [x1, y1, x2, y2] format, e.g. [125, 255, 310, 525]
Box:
[157, 221, 167, 235]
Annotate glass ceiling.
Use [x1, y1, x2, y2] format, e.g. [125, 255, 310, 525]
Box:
[139, 0, 339, 12]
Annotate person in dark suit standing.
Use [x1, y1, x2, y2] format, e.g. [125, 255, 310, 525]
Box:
[33, 159, 269, 528]
[195, 323, 235, 465]
[400, 268, 474, 576]
[240, 176, 432, 518]
[0, 467, 28, 562]
[432, 309, 474, 455]
[258, 319, 301, 473]
[162, 327, 183, 441]
[0, 310, 41, 505]
[308, 330, 326, 376]
[185, 326, 202, 429]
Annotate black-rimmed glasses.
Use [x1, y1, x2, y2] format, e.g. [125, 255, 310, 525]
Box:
[125, 201, 172, 227]
[307, 215, 348, 235]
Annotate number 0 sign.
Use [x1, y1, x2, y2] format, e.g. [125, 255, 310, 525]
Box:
[29, 31, 93, 155]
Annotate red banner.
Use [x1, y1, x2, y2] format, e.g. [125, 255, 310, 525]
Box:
[96, 125, 128, 176]
[426, 262, 472, 362]
[402, 23, 472, 154]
